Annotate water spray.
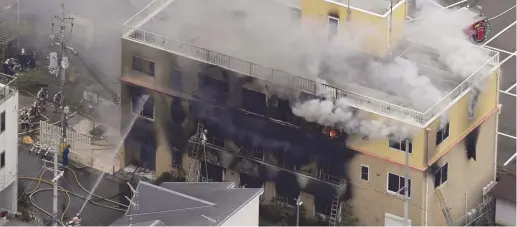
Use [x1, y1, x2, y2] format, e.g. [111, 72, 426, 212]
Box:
[77, 94, 149, 215]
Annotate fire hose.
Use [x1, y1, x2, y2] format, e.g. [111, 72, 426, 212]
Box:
[18, 166, 128, 226]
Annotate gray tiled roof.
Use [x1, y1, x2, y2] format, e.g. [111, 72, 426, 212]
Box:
[111, 181, 262, 226]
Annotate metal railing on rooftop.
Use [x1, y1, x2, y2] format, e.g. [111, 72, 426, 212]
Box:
[0, 73, 17, 104]
[122, 0, 500, 126]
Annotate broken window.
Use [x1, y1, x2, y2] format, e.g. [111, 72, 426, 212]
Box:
[434, 163, 448, 188]
[201, 77, 228, 104]
[132, 56, 155, 76]
[387, 173, 411, 198]
[242, 88, 267, 115]
[389, 139, 413, 153]
[436, 123, 450, 146]
[130, 86, 154, 120]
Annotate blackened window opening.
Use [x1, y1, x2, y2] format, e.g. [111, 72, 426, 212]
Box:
[434, 163, 448, 188]
[171, 70, 183, 92]
[0, 111, 4, 133]
[242, 88, 267, 116]
[0, 151, 4, 168]
[436, 123, 450, 146]
[389, 139, 413, 153]
[388, 173, 411, 197]
[201, 77, 228, 105]
[132, 56, 155, 76]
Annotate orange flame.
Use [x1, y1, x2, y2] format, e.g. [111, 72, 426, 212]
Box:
[329, 129, 337, 138]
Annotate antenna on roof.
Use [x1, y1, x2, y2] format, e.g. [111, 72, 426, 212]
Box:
[201, 215, 219, 226]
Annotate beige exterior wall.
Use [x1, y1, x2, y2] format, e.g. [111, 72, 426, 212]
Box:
[426, 111, 497, 226]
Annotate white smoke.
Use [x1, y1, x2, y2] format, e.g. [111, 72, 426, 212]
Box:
[160, 0, 492, 139]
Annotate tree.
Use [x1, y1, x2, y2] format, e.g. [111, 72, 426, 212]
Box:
[338, 202, 359, 226]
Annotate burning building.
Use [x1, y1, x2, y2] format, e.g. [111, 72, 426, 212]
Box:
[118, 0, 501, 225]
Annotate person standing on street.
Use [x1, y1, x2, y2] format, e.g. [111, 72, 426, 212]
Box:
[62, 144, 71, 168]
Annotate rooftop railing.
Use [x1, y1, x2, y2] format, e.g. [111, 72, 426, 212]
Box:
[122, 0, 500, 126]
[0, 73, 17, 104]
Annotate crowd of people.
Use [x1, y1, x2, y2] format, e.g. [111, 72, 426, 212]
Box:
[19, 87, 63, 132]
[2, 48, 37, 76]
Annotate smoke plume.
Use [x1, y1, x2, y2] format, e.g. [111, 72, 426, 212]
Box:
[152, 0, 493, 138]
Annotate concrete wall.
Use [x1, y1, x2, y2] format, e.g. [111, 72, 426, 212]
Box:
[495, 199, 516, 226]
[0, 91, 18, 212]
[220, 194, 261, 226]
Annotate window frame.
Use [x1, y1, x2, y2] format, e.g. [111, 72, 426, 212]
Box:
[386, 172, 412, 198]
[132, 55, 155, 76]
[0, 111, 4, 133]
[388, 139, 413, 154]
[131, 96, 155, 121]
[436, 122, 450, 146]
[328, 16, 340, 39]
[360, 164, 369, 182]
[0, 151, 4, 169]
[434, 163, 449, 188]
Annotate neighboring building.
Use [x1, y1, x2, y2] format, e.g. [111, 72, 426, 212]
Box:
[0, 74, 19, 214]
[490, 171, 516, 226]
[119, 0, 501, 225]
[110, 181, 262, 226]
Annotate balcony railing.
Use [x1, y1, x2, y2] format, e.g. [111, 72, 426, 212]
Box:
[0, 73, 17, 104]
[122, 0, 500, 126]
[188, 133, 346, 187]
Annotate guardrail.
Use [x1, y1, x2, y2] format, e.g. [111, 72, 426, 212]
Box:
[0, 73, 17, 104]
[122, 11, 499, 126]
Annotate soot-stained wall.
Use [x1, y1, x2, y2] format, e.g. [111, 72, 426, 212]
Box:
[185, 69, 358, 205]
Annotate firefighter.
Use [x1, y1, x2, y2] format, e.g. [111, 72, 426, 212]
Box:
[67, 215, 81, 226]
[18, 48, 28, 69]
[37, 87, 48, 106]
[20, 112, 29, 131]
[2, 58, 10, 75]
[29, 51, 37, 69]
[53, 91, 62, 113]
[62, 144, 71, 168]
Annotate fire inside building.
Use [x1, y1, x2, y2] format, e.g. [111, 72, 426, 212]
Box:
[119, 0, 501, 225]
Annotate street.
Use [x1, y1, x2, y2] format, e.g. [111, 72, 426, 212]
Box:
[474, 0, 517, 169]
[17, 145, 128, 226]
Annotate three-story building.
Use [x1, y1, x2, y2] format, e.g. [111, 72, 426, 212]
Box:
[118, 0, 500, 225]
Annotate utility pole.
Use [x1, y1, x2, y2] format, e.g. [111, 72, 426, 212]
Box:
[403, 139, 410, 226]
[49, 0, 75, 225]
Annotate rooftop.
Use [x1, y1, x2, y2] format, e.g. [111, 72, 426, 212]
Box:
[110, 181, 263, 226]
[122, 0, 499, 126]
[0, 73, 17, 105]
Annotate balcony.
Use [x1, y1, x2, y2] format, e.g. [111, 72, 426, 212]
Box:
[187, 131, 346, 187]
[0, 73, 17, 105]
[123, 0, 499, 127]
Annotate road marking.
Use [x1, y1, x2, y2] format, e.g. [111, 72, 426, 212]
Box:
[488, 5, 517, 21]
[503, 152, 516, 166]
[485, 46, 516, 56]
[499, 132, 516, 140]
[445, 0, 467, 9]
[499, 90, 517, 97]
[505, 83, 517, 93]
[483, 21, 517, 46]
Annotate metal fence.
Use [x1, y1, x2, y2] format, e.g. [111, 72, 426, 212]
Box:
[39, 120, 93, 167]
